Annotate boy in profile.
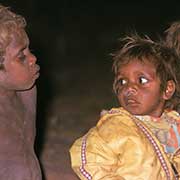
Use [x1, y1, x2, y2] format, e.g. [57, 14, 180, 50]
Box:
[0, 4, 42, 180]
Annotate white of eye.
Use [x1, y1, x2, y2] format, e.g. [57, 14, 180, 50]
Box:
[121, 79, 127, 85]
[140, 77, 148, 84]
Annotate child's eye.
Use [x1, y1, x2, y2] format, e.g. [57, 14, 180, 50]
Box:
[118, 78, 127, 85]
[139, 77, 148, 84]
[18, 52, 26, 62]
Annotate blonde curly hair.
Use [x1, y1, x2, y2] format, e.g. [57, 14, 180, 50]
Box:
[0, 4, 26, 67]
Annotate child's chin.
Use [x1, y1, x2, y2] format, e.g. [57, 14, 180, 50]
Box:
[19, 82, 36, 91]
[126, 107, 143, 116]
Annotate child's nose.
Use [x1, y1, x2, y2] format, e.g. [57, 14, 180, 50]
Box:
[125, 83, 138, 96]
[29, 53, 37, 66]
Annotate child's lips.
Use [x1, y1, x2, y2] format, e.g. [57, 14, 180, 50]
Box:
[35, 64, 40, 72]
[35, 71, 40, 78]
[125, 97, 139, 106]
[33, 65, 40, 78]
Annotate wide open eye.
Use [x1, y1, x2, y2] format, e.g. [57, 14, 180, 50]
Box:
[118, 78, 127, 85]
[139, 77, 148, 84]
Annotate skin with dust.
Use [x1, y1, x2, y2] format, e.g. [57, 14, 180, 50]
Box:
[0, 5, 41, 180]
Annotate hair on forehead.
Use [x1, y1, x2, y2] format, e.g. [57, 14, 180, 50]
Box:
[112, 34, 158, 61]
[112, 33, 180, 113]
[116, 34, 155, 55]
[112, 33, 177, 73]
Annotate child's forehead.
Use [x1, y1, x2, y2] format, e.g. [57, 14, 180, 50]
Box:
[120, 57, 156, 68]
[117, 57, 157, 74]
[10, 28, 29, 47]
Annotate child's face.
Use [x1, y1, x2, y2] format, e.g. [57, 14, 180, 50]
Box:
[116, 59, 167, 117]
[0, 29, 40, 90]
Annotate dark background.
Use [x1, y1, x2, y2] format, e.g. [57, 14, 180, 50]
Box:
[3, 0, 180, 96]
[3, 1, 180, 103]
[2, 1, 180, 179]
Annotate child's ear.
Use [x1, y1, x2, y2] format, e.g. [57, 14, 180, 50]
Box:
[163, 80, 176, 100]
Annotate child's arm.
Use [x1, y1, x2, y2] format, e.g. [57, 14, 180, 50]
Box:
[70, 112, 171, 180]
[70, 114, 144, 180]
[70, 127, 125, 180]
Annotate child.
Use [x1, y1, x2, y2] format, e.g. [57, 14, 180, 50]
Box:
[70, 34, 180, 180]
[0, 4, 42, 180]
[164, 21, 180, 58]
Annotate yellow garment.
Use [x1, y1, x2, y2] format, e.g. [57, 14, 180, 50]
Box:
[70, 107, 180, 180]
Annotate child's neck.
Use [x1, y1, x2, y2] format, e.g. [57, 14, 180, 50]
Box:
[0, 88, 16, 99]
[130, 109, 164, 118]
[135, 109, 166, 119]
